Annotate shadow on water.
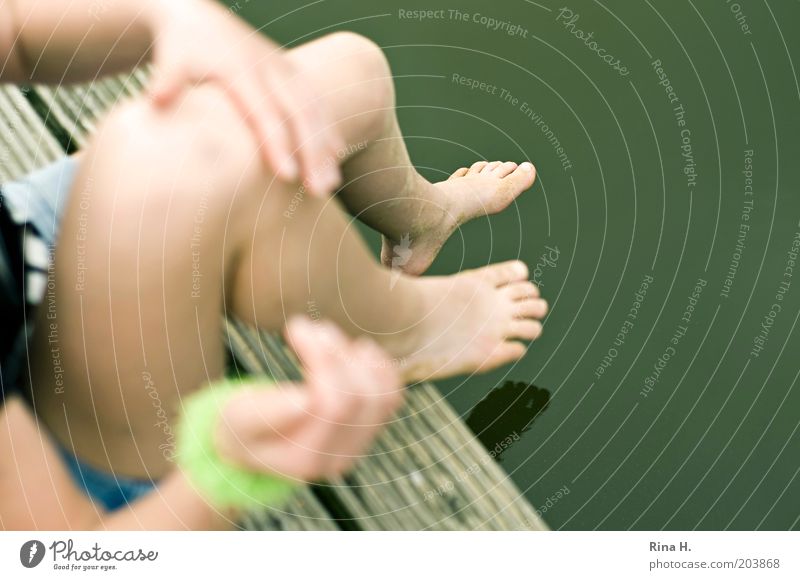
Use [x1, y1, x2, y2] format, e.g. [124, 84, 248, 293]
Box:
[465, 381, 550, 462]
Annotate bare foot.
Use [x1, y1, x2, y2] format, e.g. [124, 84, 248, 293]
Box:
[391, 260, 547, 382]
[381, 161, 537, 276]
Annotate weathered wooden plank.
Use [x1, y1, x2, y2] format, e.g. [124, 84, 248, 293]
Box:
[0, 88, 62, 178]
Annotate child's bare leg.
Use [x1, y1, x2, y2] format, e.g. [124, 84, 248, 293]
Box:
[285, 33, 538, 275]
[31, 85, 545, 479]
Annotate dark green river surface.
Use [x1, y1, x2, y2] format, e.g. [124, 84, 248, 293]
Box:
[234, 0, 800, 530]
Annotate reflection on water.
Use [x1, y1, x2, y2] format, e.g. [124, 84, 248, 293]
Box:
[465, 381, 550, 462]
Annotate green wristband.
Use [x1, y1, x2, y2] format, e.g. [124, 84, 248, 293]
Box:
[176, 378, 298, 510]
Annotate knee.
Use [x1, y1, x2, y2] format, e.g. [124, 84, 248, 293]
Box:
[86, 87, 290, 246]
[323, 31, 395, 107]
[92, 86, 260, 197]
[327, 32, 390, 73]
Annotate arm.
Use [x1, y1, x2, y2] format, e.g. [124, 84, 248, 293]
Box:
[1, 0, 343, 196]
[1, 318, 401, 530]
[2, 0, 161, 84]
[0, 397, 234, 530]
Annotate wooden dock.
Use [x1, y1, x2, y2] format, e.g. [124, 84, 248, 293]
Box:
[0, 73, 547, 531]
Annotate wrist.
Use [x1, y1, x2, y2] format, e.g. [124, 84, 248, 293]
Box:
[176, 379, 299, 511]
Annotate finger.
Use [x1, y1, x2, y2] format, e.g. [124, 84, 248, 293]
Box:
[241, 421, 332, 481]
[322, 122, 347, 157]
[295, 319, 360, 418]
[296, 377, 360, 478]
[269, 78, 340, 196]
[342, 336, 403, 419]
[220, 386, 309, 440]
[326, 338, 403, 474]
[294, 418, 346, 479]
[287, 319, 392, 477]
[353, 336, 404, 401]
[293, 331, 399, 479]
[216, 387, 311, 472]
[235, 359, 354, 480]
[302, 336, 382, 472]
[296, 97, 344, 193]
[149, 61, 188, 107]
[225, 79, 297, 181]
[231, 371, 348, 479]
[284, 317, 340, 387]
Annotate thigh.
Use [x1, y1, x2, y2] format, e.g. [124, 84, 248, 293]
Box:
[27, 88, 260, 477]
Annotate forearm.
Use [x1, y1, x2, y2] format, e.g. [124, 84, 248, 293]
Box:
[1, 397, 235, 530]
[91, 471, 236, 531]
[4, 0, 174, 84]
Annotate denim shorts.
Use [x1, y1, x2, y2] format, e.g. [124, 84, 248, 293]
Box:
[58, 446, 156, 511]
[2, 157, 156, 510]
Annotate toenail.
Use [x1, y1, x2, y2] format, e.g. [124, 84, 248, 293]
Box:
[521, 162, 534, 172]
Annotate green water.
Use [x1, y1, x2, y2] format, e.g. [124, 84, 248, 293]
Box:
[235, 0, 800, 530]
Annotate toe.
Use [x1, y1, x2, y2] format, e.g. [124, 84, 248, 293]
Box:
[509, 319, 543, 340]
[504, 162, 537, 190]
[514, 298, 548, 319]
[475, 260, 529, 286]
[469, 161, 488, 174]
[450, 167, 469, 180]
[478, 341, 528, 372]
[493, 161, 518, 178]
[504, 281, 540, 300]
[480, 162, 537, 216]
[481, 161, 502, 174]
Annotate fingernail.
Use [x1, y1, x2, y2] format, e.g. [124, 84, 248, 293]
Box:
[521, 162, 534, 172]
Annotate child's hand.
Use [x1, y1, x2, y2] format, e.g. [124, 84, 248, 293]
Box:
[215, 318, 404, 481]
[147, 0, 344, 197]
